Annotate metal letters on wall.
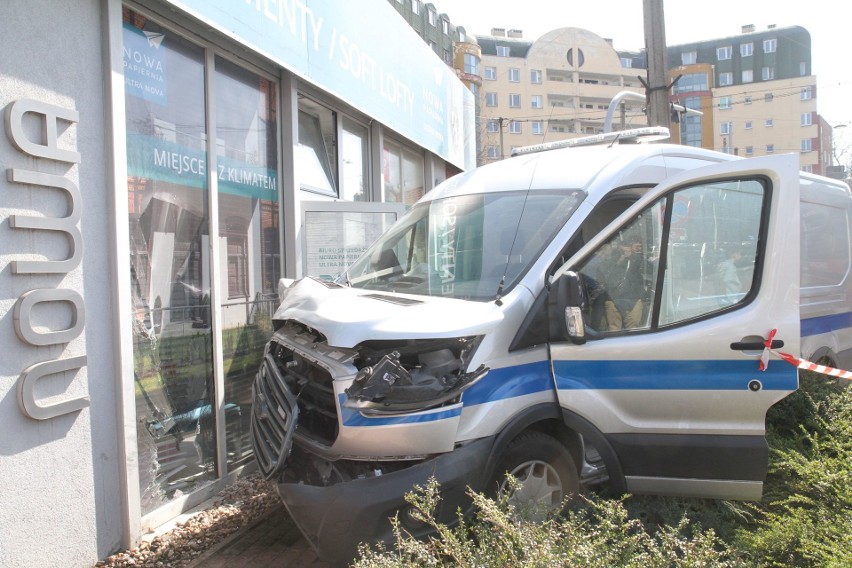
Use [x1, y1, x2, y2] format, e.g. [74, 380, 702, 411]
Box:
[5, 99, 89, 420]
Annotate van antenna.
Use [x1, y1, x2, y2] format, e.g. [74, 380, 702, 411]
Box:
[495, 188, 532, 305]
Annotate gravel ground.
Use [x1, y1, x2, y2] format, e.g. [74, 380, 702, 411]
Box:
[95, 474, 281, 568]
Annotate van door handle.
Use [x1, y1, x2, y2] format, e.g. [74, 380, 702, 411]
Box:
[730, 340, 784, 351]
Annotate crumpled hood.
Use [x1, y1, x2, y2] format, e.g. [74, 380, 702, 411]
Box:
[272, 277, 504, 348]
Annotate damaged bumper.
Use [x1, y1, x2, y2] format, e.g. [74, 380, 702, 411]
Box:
[277, 436, 494, 564]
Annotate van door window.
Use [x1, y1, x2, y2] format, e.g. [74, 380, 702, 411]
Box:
[575, 178, 766, 333]
[577, 199, 664, 332]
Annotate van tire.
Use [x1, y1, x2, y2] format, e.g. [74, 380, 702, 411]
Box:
[488, 431, 580, 519]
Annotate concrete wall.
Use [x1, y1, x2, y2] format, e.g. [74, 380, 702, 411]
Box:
[0, 0, 123, 565]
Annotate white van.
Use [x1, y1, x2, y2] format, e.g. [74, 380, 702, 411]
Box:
[250, 129, 852, 562]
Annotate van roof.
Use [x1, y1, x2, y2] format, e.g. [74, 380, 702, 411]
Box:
[425, 141, 735, 203]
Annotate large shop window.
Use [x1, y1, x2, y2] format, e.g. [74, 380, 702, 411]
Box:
[383, 139, 424, 205]
[124, 8, 280, 514]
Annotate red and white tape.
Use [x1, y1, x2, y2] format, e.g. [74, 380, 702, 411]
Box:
[760, 328, 852, 380]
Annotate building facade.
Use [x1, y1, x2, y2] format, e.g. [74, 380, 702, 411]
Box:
[476, 27, 645, 164]
[0, 1, 473, 566]
[665, 25, 822, 172]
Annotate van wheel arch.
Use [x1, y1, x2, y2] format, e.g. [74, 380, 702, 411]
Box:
[560, 408, 627, 494]
[807, 347, 837, 368]
[485, 404, 582, 485]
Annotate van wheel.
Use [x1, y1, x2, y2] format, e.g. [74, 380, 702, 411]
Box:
[489, 431, 579, 521]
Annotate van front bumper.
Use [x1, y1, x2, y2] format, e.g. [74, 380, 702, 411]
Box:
[275, 435, 495, 564]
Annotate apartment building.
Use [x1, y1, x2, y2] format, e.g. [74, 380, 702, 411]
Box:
[665, 25, 822, 173]
[477, 27, 645, 163]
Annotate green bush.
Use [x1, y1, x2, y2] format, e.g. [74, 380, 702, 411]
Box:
[735, 375, 852, 567]
[353, 477, 738, 567]
[353, 372, 852, 567]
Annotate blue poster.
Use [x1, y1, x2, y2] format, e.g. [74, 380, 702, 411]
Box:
[123, 23, 168, 105]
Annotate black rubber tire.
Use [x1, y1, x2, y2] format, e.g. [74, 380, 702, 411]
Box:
[488, 431, 580, 519]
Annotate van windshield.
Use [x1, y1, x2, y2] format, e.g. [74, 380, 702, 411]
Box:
[345, 190, 585, 300]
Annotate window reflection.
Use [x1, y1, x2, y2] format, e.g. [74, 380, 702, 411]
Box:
[215, 56, 280, 472]
[298, 98, 337, 195]
[383, 139, 424, 205]
[124, 8, 216, 513]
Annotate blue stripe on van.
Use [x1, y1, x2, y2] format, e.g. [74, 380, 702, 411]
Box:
[339, 358, 797, 426]
[462, 361, 554, 406]
[340, 394, 462, 426]
[553, 359, 797, 391]
[801, 311, 852, 337]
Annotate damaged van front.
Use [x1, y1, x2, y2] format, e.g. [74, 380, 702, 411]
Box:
[250, 173, 586, 561]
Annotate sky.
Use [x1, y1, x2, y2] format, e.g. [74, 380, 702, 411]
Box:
[438, 0, 851, 139]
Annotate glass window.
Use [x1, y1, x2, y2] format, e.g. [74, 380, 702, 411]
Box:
[719, 96, 732, 109]
[762, 66, 775, 80]
[485, 92, 497, 106]
[681, 51, 697, 65]
[348, 190, 584, 300]
[799, 61, 807, 76]
[801, 139, 812, 152]
[767, 144, 775, 153]
[717, 46, 732, 60]
[383, 139, 423, 205]
[531, 95, 543, 109]
[801, 112, 813, 126]
[745, 146, 754, 155]
[508, 67, 520, 82]
[484, 66, 496, 80]
[621, 57, 633, 68]
[801, 86, 813, 100]
[298, 99, 337, 195]
[673, 72, 708, 94]
[214, 58, 281, 472]
[486, 119, 499, 133]
[718, 72, 733, 86]
[427, 9, 436, 26]
[341, 117, 369, 201]
[765, 93, 774, 103]
[801, 200, 851, 287]
[487, 145, 499, 159]
[411, 0, 419, 15]
[442, 19, 449, 34]
[531, 69, 542, 84]
[124, 11, 216, 513]
[509, 120, 521, 134]
[496, 45, 510, 57]
[658, 181, 764, 323]
[740, 42, 753, 57]
[720, 122, 732, 135]
[464, 53, 479, 75]
[745, 121, 753, 130]
[509, 94, 521, 108]
[742, 69, 753, 83]
[765, 118, 774, 127]
[532, 121, 543, 135]
[763, 38, 777, 53]
[744, 95, 752, 105]
[577, 181, 767, 332]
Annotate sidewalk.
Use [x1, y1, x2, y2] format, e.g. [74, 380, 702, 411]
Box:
[189, 508, 335, 568]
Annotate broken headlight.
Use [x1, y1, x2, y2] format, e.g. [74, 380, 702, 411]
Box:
[344, 337, 488, 413]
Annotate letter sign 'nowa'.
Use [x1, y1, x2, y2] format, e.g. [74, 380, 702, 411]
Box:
[5, 99, 88, 420]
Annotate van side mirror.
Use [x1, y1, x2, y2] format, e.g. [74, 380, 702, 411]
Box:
[548, 271, 587, 344]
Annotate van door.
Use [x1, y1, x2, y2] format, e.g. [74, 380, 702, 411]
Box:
[551, 154, 800, 500]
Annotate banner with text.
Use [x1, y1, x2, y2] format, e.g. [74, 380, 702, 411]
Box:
[165, 0, 474, 170]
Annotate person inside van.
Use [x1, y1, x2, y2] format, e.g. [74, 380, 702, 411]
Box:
[582, 234, 648, 332]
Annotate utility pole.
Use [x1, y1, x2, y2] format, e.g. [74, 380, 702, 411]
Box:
[643, 0, 671, 130]
[499, 117, 506, 159]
